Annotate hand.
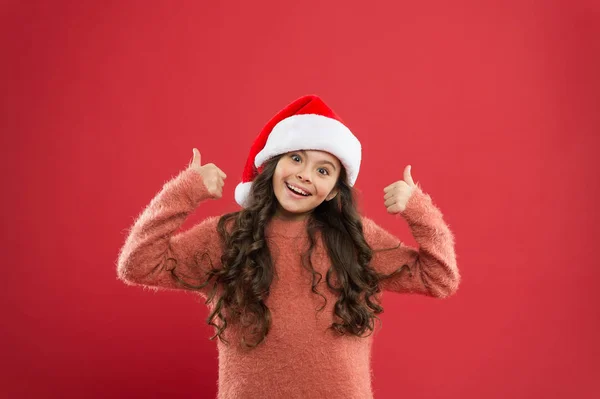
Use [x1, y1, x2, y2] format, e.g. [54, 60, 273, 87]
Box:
[383, 165, 417, 214]
[188, 148, 227, 199]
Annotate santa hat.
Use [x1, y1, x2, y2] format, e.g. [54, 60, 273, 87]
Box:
[234, 94, 361, 207]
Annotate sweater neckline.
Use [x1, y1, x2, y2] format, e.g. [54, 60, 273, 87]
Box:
[265, 216, 309, 238]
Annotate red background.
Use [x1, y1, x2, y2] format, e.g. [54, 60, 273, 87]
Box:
[2, 1, 599, 398]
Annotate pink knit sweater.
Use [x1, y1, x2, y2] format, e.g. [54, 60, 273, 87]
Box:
[117, 168, 460, 399]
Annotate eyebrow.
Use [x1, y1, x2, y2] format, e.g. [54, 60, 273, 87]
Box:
[298, 150, 337, 171]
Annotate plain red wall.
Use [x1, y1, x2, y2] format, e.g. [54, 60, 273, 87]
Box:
[1, 1, 599, 398]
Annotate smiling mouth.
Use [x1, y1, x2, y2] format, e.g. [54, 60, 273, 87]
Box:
[285, 183, 311, 196]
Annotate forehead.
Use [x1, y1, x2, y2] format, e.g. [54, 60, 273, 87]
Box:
[297, 150, 341, 165]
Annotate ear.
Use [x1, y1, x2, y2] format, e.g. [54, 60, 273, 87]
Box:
[325, 188, 339, 202]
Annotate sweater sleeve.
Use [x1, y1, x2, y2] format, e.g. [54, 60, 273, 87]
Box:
[116, 168, 224, 295]
[362, 186, 461, 298]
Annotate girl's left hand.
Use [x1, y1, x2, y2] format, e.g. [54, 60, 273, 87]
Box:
[384, 165, 417, 214]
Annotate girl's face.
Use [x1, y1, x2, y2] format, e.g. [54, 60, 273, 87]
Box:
[272, 150, 342, 220]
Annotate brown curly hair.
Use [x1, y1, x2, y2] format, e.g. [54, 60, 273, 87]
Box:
[173, 154, 406, 348]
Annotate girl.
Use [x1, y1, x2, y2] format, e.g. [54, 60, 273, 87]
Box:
[117, 95, 460, 399]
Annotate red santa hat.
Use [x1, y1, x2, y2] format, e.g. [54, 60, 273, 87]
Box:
[235, 94, 361, 207]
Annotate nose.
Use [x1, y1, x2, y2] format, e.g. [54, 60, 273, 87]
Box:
[296, 169, 311, 183]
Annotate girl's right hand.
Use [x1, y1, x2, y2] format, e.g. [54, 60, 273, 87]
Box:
[188, 148, 227, 199]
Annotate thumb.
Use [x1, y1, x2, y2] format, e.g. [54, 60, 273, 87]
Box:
[192, 148, 201, 166]
[404, 165, 415, 186]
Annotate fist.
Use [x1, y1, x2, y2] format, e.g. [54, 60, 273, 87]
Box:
[188, 148, 227, 199]
[383, 165, 417, 214]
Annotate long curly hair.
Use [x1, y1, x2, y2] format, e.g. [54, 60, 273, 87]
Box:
[173, 154, 406, 348]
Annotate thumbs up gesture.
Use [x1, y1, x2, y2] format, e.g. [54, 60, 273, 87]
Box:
[188, 148, 227, 199]
[383, 165, 417, 214]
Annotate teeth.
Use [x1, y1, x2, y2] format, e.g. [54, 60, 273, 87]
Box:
[286, 183, 309, 196]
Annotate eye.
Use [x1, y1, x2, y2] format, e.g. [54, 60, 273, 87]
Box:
[290, 154, 301, 162]
[318, 167, 329, 176]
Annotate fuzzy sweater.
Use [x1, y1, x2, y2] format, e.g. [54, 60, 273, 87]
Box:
[116, 168, 460, 399]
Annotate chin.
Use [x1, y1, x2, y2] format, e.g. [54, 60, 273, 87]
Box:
[274, 195, 307, 217]
[274, 180, 325, 215]
[279, 200, 308, 214]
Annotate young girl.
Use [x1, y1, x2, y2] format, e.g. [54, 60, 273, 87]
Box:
[117, 95, 460, 399]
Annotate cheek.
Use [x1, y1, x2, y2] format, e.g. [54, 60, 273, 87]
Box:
[272, 165, 290, 191]
[316, 180, 337, 197]
[272, 171, 282, 190]
[274, 162, 292, 179]
[272, 165, 284, 181]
